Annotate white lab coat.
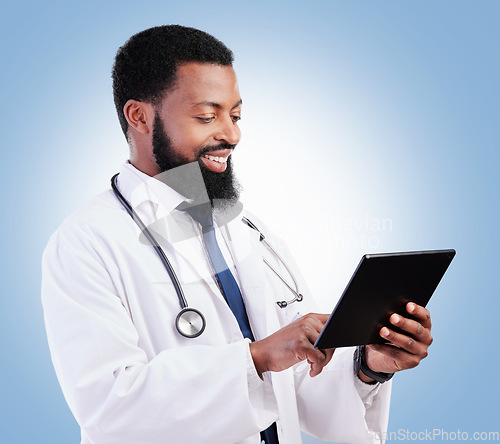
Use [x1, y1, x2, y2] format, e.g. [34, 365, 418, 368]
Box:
[42, 163, 391, 444]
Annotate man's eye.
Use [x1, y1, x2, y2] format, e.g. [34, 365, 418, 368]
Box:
[231, 116, 241, 123]
[197, 117, 215, 123]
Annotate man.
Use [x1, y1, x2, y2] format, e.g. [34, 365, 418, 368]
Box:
[42, 25, 433, 444]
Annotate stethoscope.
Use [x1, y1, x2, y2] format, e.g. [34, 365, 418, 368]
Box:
[111, 173, 303, 338]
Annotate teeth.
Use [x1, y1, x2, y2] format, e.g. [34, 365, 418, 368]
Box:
[204, 154, 227, 163]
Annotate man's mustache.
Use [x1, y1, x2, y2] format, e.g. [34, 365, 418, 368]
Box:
[198, 143, 236, 156]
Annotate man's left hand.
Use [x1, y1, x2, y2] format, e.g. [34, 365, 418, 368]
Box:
[359, 302, 433, 383]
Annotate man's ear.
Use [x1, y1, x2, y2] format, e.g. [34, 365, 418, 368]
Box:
[123, 100, 154, 135]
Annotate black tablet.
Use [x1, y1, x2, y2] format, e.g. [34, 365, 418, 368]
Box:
[314, 249, 456, 349]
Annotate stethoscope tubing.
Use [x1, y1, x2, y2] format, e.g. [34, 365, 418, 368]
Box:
[111, 174, 188, 308]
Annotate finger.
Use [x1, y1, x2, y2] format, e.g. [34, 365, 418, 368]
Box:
[294, 314, 333, 376]
[307, 348, 334, 377]
[380, 326, 429, 358]
[305, 313, 330, 327]
[389, 313, 433, 346]
[406, 302, 432, 330]
[315, 348, 335, 366]
[298, 313, 330, 336]
[323, 348, 335, 365]
[298, 322, 325, 352]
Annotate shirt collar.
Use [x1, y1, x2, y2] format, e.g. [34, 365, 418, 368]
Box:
[117, 161, 189, 220]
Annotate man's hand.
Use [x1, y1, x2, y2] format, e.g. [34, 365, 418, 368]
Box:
[249, 313, 335, 378]
[359, 302, 433, 383]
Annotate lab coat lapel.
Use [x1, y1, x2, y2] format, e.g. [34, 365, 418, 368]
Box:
[131, 206, 219, 298]
[163, 225, 230, 303]
[227, 217, 302, 443]
[226, 216, 282, 341]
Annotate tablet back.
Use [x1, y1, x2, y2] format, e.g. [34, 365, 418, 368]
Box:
[314, 249, 456, 349]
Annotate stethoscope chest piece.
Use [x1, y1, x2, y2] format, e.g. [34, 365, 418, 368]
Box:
[176, 308, 206, 338]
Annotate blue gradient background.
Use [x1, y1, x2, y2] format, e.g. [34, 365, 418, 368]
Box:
[1, 1, 498, 443]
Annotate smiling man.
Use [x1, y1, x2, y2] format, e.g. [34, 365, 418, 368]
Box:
[42, 25, 433, 444]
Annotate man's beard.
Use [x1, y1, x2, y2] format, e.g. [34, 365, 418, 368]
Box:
[152, 113, 241, 209]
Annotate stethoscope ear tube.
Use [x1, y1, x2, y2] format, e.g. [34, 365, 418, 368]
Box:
[242, 216, 303, 308]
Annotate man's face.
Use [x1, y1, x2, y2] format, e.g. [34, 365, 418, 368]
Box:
[152, 62, 242, 204]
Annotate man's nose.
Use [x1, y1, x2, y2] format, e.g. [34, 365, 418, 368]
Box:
[213, 117, 240, 145]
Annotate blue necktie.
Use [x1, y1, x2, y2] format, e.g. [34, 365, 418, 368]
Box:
[182, 202, 255, 340]
[181, 203, 279, 444]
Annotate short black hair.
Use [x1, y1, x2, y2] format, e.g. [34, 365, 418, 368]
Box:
[112, 25, 234, 137]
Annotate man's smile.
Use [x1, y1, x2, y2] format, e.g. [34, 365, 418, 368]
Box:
[199, 148, 233, 173]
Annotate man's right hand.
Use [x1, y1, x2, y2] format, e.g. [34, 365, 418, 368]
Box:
[249, 313, 335, 378]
